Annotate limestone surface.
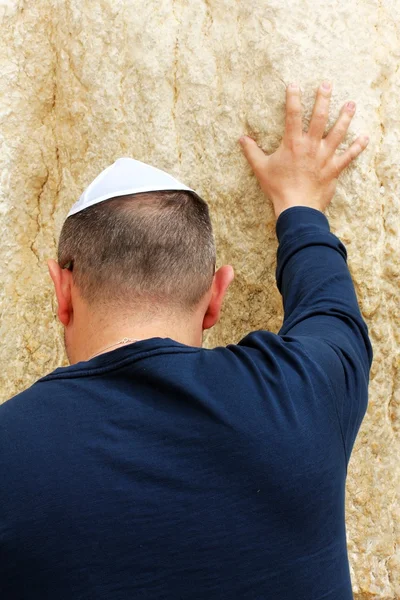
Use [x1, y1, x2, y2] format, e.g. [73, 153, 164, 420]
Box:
[0, 1, 399, 597]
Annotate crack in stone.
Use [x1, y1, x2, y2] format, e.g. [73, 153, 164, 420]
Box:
[203, 0, 213, 27]
[30, 167, 49, 266]
[387, 355, 399, 434]
[118, 16, 129, 126]
[171, 0, 181, 166]
[48, 2, 62, 255]
[371, 44, 400, 446]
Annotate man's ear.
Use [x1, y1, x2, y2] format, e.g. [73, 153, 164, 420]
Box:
[202, 265, 234, 331]
[47, 259, 73, 327]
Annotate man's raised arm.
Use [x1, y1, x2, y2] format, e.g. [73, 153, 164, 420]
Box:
[275, 205, 372, 375]
[239, 81, 373, 459]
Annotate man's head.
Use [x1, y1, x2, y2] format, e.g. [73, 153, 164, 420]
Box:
[48, 190, 234, 363]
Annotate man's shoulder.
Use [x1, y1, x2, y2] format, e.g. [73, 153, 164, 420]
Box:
[0, 378, 54, 432]
[0, 362, 73, 415]
[1, 382, 40, 411]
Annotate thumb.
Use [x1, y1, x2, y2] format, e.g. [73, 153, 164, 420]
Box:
[239, 136, 267, 173]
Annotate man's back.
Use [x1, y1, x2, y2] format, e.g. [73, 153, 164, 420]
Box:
[0, 208, 372, 600]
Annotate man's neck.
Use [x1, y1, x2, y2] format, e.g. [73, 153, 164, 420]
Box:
[68, 312, 203, 365]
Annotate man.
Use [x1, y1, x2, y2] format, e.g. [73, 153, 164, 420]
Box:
[0, 81, 372, 599]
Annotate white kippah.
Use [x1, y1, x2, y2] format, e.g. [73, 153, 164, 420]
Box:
[67, 157, 200, 218]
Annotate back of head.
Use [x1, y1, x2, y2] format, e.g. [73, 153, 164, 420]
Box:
[57, 191, 216, 315]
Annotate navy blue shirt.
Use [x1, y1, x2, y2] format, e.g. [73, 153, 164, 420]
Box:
[0, 207, 373, 599]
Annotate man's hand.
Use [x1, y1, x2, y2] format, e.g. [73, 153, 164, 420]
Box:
[239, 81, 370, 219]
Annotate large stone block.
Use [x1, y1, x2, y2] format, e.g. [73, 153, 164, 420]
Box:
[0, 1, 398, 597]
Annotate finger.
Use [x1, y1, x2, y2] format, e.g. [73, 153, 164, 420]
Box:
[307, 81, 332, 140]
[239, 135, 267, 174]
[333, 135, 369, 175]
[324, 101, 356, 152]
[284, 83, 303, 142]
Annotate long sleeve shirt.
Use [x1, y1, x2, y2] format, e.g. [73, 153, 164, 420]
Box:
[0, 206, 373, 600]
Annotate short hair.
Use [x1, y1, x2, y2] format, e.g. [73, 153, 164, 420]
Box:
[57, 190, 216, 313]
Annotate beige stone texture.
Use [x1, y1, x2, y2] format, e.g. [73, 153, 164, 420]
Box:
[0, 0, 399, 597]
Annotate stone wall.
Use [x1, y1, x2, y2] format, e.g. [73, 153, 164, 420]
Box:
[0, 1, 399, 596]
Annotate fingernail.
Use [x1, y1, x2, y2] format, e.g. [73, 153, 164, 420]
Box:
[346, 101, 356, 110]
[289, 83, 299, 89]
[322, 81, 331, 90]
[239, 136, 247, 144]
[364, 136, 370, 144]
